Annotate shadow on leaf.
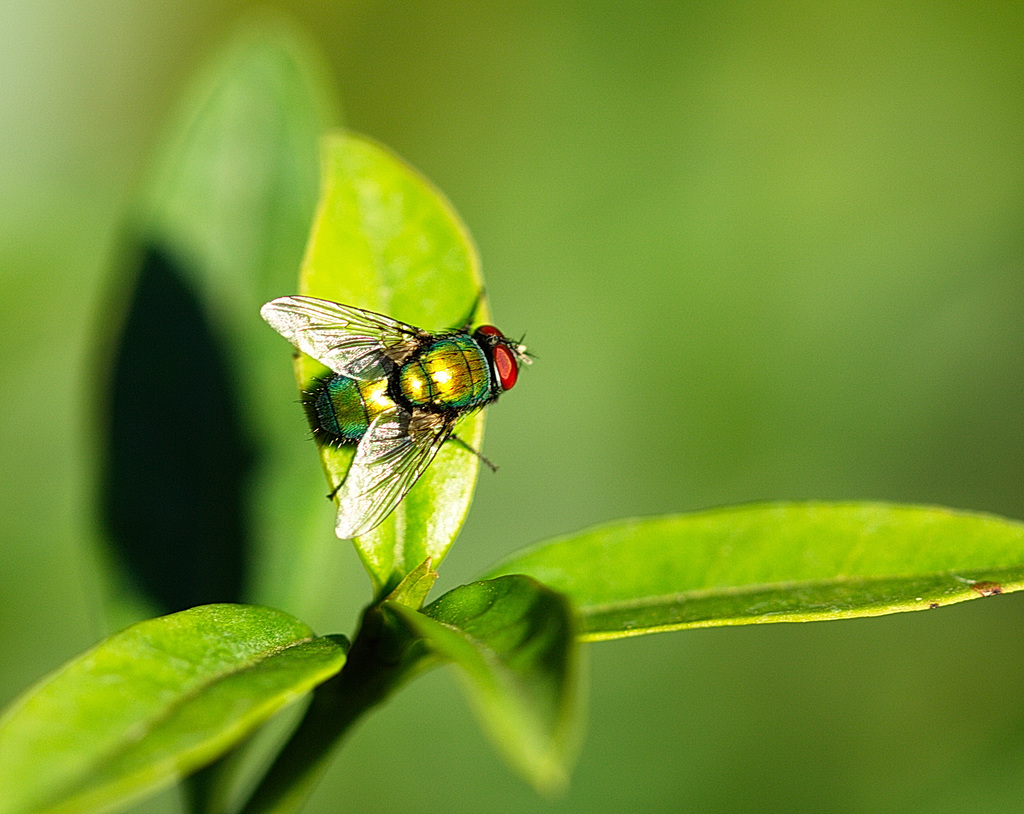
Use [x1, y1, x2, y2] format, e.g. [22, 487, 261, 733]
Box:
[101, 241, 252, 612]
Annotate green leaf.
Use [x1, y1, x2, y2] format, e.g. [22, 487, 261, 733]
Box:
[294, 132, 486, 593]
[484, 502, 1024, 640]
[385, 557, 439, 609]
[237, 603, 429, 814]
[142, 15, 335, 301]
[110, 16, 338, 623]
[0, 605, 346, 814]
[385, 576, 582, 793]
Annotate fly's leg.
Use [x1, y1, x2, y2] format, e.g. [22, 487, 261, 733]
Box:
[456, 289, 487, 331]
[451, 434, 498, 472]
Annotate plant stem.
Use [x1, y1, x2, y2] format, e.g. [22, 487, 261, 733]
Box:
[238, 606, 426, 814]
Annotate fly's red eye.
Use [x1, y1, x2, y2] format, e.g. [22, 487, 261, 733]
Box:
[493, 344, 518, 390]
[476, 324, 502, 337]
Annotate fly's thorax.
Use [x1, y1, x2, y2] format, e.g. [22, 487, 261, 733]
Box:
[303, 374, 396, 446]
[397, 334, 493, 411]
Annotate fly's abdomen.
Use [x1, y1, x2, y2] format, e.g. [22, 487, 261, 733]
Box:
[304, 375, 395, 446]
[398, 336, 491, 410]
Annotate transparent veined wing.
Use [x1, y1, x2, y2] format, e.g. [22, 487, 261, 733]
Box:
[334, 409, 453, 539]
[260, 295, 425, 379]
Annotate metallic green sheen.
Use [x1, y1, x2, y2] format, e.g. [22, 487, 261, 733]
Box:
[309, 376, 395, 444]
[306, 335, 492, 447]
[399, 336, 491, 409]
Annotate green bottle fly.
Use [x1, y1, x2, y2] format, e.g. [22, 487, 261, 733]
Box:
[261, 296, 529, 538]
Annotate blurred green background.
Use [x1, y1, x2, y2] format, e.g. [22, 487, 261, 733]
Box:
[2, 1, 1023, 812]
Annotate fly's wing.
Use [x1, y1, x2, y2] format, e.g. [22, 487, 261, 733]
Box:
[260, 295, 424, 379]
[334, 409, 452, 539]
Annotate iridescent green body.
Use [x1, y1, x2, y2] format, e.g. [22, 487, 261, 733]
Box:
[307, 378, 395, 443]
[305, 334, 495, 447]
[398, 335, 492, 409]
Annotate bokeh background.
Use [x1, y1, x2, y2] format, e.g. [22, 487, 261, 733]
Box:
[2, 1, 1024, 812]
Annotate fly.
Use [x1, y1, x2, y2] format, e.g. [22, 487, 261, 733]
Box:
[261, 295, 530, 538]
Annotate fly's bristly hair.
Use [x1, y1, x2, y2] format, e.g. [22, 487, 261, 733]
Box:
[301, 376, 357, 449]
